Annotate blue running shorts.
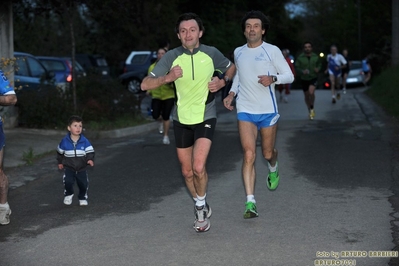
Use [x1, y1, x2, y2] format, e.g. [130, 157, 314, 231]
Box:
[237, 112, 280, 130]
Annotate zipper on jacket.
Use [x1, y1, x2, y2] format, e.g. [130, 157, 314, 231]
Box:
[191, 53, 194, 80]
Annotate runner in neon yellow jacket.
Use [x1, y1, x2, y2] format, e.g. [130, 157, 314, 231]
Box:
[147, 48, 175, 145]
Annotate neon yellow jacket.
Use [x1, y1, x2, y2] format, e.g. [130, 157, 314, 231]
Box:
[148, 62, 175, 100]
[149, 44, 232, 125]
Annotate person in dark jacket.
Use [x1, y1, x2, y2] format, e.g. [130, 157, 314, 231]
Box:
[295, 41, 322, 120]
[57, 115, 94, 206]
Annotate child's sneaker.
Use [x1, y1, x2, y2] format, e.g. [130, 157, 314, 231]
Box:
[64, 194, 73, 205]
[79, 200, 88, 206]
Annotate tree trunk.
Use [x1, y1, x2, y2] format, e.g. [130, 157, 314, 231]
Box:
[393, 0, 399, 66]
[69, 16, 77, 112]
[0, 0, 18, 128]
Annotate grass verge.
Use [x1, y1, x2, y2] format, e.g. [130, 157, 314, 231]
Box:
[365, 65, 399, 118]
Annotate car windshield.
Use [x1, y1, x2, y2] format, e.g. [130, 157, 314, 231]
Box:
[75, 61, 85, 71]
[40, 60, 66, 71]
[130, 54, 150, 65]
[351, 61, 362, 69]
[96, 58, 108, 66]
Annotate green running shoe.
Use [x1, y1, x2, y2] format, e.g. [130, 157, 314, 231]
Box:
[244, 202, 259, 219]
[267, 163, 280, 190]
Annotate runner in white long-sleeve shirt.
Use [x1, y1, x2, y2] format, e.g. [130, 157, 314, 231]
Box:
[223, 10, 294, 219]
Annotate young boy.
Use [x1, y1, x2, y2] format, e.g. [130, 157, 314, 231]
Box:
[57, 115, 94, 206]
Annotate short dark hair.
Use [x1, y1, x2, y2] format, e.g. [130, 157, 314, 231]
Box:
[241, 10, 270, 36]
[68, 115, 83, 126]
[303, 41, 312, 47]
[175, 13, 205, 34]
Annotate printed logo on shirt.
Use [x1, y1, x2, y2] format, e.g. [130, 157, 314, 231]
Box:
[204, 124, 212, 129]
[255, 53, 268, 62]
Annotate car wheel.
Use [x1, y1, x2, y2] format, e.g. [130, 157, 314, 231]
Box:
[127, 79, 141, 93]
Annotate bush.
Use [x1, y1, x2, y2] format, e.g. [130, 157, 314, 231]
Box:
[365, 65, 399, 119]
[17, 84, 72, 128]
[17, 74, 142, 129]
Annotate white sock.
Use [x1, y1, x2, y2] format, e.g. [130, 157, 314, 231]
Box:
[0, 202, 9, 208]
[246, 195, 256, 203]
[195, 194, 206, 207]
[268, 162, 278, 172]
[193, 197, 198, 203]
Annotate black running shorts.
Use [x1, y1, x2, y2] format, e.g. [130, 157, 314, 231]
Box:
[173, 118, 216, 148]
[301, 78, 318, 92]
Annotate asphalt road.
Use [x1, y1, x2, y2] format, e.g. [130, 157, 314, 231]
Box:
[0, 88, 398, 266]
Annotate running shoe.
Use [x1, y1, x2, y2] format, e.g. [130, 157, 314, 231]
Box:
[332, 97, 336, 104]
[284, 96, 288, 103]
[309, 109, 315, 120]
[205, 202, 212, 218]
[162, 136, 170, 145]
[0, 204, 11, 225]
[243, 201, 258, 219]
[343, 88, 347, 94]
[193, 204, 211, 232]
[267, 163, 280, 190]
[79, 200, 88, 206]
[158, 123, 163, 134]
[64, 194, 73, 205]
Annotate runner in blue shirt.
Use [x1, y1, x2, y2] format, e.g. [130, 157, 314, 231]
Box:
[0, 69, 18, 225]
[326, 45, 347, 103]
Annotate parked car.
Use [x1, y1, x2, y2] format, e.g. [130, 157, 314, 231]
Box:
[13, 52, 57, 91]
[37, 56, 87, 90]
[119, 51, 156, 93]
[345, 60, 364, 86]
[75, 54, 110, 78]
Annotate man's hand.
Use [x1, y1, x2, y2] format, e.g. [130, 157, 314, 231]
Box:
[208, 77, 224, 93]
[223, 92, 235, 111]
[87, 160, 94, 167]
[58, 164, 63, 170]
[166, 65, 183, 83]
[257, 75, 274, 87]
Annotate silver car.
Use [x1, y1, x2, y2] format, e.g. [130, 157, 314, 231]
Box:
[346, 60, 364, 86]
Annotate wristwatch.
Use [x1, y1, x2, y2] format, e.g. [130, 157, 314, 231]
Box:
[272, 75, 278, 82]
[224, 76, 230, 84]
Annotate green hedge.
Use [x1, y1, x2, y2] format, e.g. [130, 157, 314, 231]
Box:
[366, 65, 399, 119]
[17, 75, 142, 129]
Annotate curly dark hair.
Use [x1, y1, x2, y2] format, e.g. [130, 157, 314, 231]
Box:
[175, 12, 205, 34]
[241, 10, 270, 37]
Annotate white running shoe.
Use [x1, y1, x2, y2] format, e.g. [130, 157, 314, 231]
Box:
[193, 204, 211, 232]
[158, 123, 163, 134]
[162, 136, 170, 145]
[64, 194, 73, 205]
[0, 203, 11, 225]
[79, 200, 88, 206]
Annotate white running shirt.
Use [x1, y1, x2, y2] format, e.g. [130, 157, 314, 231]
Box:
[229, 42, 294, 114]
